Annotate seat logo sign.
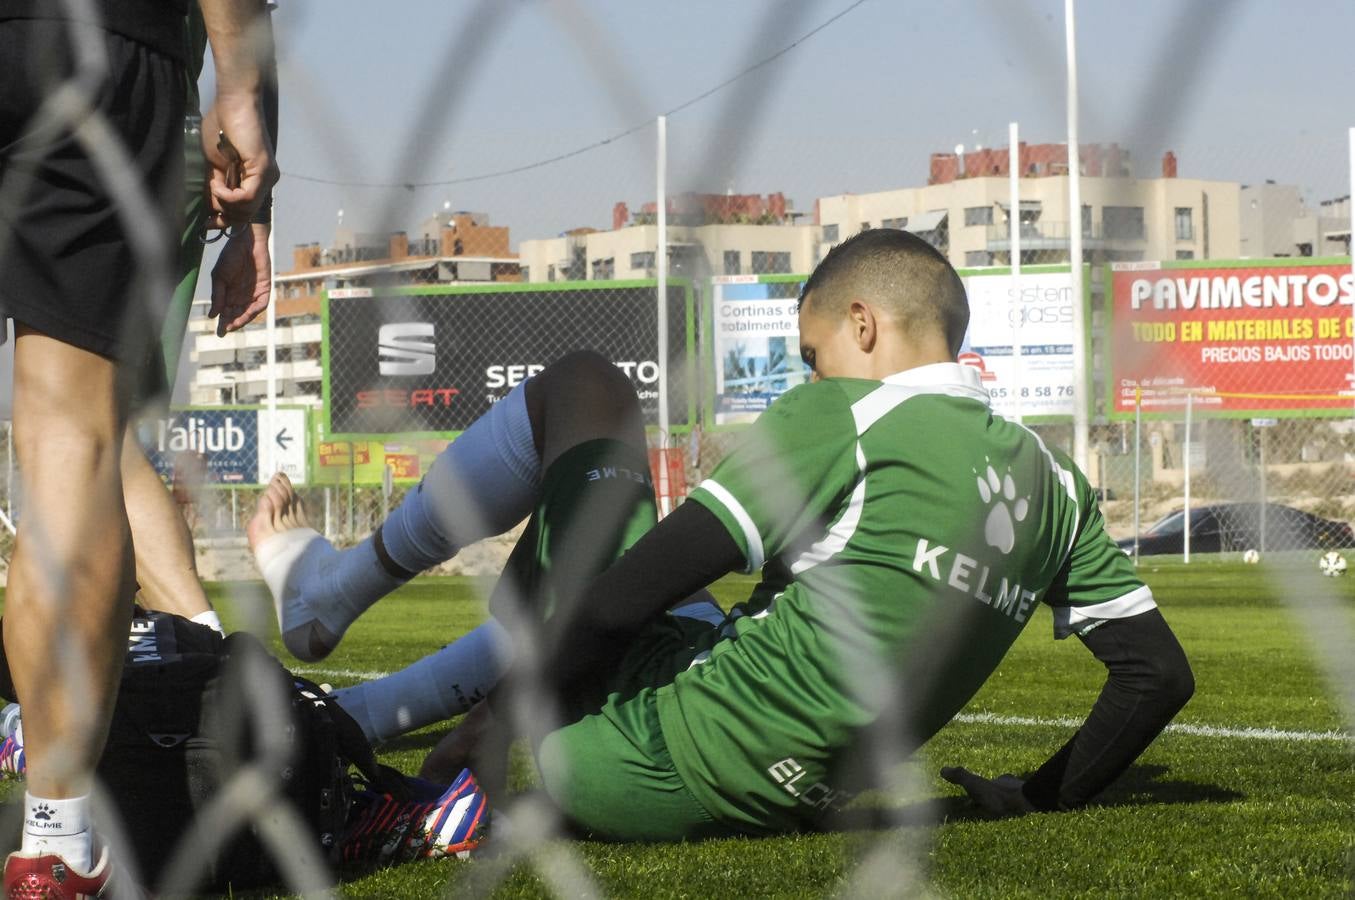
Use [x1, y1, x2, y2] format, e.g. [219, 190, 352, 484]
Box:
[378, 323, 436, 376]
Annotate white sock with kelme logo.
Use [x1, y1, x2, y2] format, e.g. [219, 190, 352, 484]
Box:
[21, 792, 92, 871]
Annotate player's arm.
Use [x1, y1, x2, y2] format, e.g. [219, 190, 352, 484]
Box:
[545, 382, 858, 689]
[209, 3, 278, 335]
[945, 471, 1194, 813]
[545, 499, 745, 689]
[1022, 607, 1193, 809]
[198, 0, 277, 225]
[946, 607, 1194, 813]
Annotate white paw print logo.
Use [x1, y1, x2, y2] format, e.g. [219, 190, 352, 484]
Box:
[975, 461, 1028, 555]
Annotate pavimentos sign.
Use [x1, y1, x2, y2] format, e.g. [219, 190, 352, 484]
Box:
[324, 283, 693, 437]
[1108, 259, 1355, 417]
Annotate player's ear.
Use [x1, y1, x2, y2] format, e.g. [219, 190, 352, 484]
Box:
[848, 299, 876, 352]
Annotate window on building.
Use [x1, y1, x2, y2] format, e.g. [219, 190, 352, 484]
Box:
[547, 264, 556, 282]
[519, 266, 530, 282]
[630, 251, 656, 272]
[1081, 204, 1093, 237]
[1174, 207, 1194, 240]
[963, 206, 994, 227]
[965, 250, 993, 267]
[1175, 250, 1195, 260]
[881, 216, 908, 231]
[1104, 206, 1146, 240]
[750, 251, 792, 274]
[821, 224, 839, 244]
[723, 250, 741, 275]
[592, 257, 615, 280]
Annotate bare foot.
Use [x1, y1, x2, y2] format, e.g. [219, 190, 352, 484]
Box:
[247, 472, 311, 551]
[249, 472, 339, 661]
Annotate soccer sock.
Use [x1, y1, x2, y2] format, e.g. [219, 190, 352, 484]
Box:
[190, 609, 224, 634]
[332, 619, 513, 744]
[255, 528, 405, 662]
[379, 379, 541, 574]
[254, 380, 540, 663]
[22, 793, 92, 870]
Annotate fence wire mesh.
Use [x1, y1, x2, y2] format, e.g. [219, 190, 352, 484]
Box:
[0, 0, 1352, 896]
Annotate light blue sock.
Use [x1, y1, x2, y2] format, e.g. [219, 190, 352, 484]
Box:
[254, 381, 540, 662]
[256, 530, 406, 661]
[333, 619, 513, 743]
[380, 379, 541, 573]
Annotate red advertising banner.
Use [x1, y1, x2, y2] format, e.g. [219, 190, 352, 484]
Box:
[1109, 260, 1355, 416]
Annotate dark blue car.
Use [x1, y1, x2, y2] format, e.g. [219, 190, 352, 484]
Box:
[1117, 503, 1355, 556]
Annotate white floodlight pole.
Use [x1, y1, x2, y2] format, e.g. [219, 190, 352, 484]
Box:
[1009, 121, 1023, 424]
[1183, 392, 1193, 564]
[265, 221, 278, 477]
[1065, 0, 1089, 472]
[656, 115, 671, 514]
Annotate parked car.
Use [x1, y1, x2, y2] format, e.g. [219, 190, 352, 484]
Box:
[1117, 503, 1355, 556]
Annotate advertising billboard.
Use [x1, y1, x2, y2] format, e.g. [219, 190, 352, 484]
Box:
[1107, 258, 1355, 418]
[708, 267, 1086, 426]
[313, 437, 451, 485]
[138, 407, 308, 486]
[958, 264, 1085, 421]
[708, 275, 810, 426]
[323, 282, 694, 438]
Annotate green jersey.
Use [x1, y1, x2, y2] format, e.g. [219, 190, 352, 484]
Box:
[656, 363, 1153, 833]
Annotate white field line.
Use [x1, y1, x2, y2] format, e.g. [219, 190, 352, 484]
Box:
[954, 711, 1353, 743]
[292, 666, 393, 682]
[296, 665, 1354, 744]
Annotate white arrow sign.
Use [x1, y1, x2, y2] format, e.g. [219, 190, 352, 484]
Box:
[257, 408, 307, 484]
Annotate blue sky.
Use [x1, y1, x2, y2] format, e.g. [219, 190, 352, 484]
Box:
[251, 0, 1354, 259]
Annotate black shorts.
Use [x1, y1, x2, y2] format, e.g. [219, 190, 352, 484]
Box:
[0, 18, 185, 387]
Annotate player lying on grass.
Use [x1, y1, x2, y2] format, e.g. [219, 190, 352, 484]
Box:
[251, 228, 1194, 830]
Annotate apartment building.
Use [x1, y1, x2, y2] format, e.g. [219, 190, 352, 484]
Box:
[187, 209, 520, 407]
[816, 144, 1243, 271]
[518, 192, 821, 283]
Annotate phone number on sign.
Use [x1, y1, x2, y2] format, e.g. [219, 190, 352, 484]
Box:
[987, 385, 1074, 399]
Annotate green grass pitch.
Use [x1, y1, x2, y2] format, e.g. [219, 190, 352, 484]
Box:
[4, 559, 1353, 897]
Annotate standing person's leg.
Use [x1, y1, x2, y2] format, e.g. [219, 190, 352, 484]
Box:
[0, 16, 185, 886]
[121, 431, 216, 624]
[119, 112, 218, 628]
[5, 333, 135, 867]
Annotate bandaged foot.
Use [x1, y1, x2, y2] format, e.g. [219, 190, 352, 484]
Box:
[249, 473, 398, 661]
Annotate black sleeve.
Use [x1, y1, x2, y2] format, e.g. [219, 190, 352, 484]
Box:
[543, 498, 745, 690]
[1021, 608, 1194, 811]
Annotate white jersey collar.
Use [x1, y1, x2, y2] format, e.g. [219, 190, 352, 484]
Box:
[879, 362, 991, 406]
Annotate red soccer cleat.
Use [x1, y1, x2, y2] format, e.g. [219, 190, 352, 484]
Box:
[4, 847, 115, 899]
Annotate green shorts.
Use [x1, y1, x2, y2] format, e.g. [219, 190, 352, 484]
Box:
[161, 113, 207, 388]
[497, 439, 734, 841]
[133, 110, 206, 407]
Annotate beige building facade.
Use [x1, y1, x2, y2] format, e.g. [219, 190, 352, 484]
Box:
[815, 171, 1243, 271]
[519, 222, 821, 284]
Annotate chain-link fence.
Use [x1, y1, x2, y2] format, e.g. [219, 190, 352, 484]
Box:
[4, 0, 1354, 897]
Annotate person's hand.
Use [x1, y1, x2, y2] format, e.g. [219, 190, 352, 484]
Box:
[420, 700, 494, 785]
[940, 766, 1037, 816]
[210, 223, 271, 336]
[202, 96, 276, 228]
